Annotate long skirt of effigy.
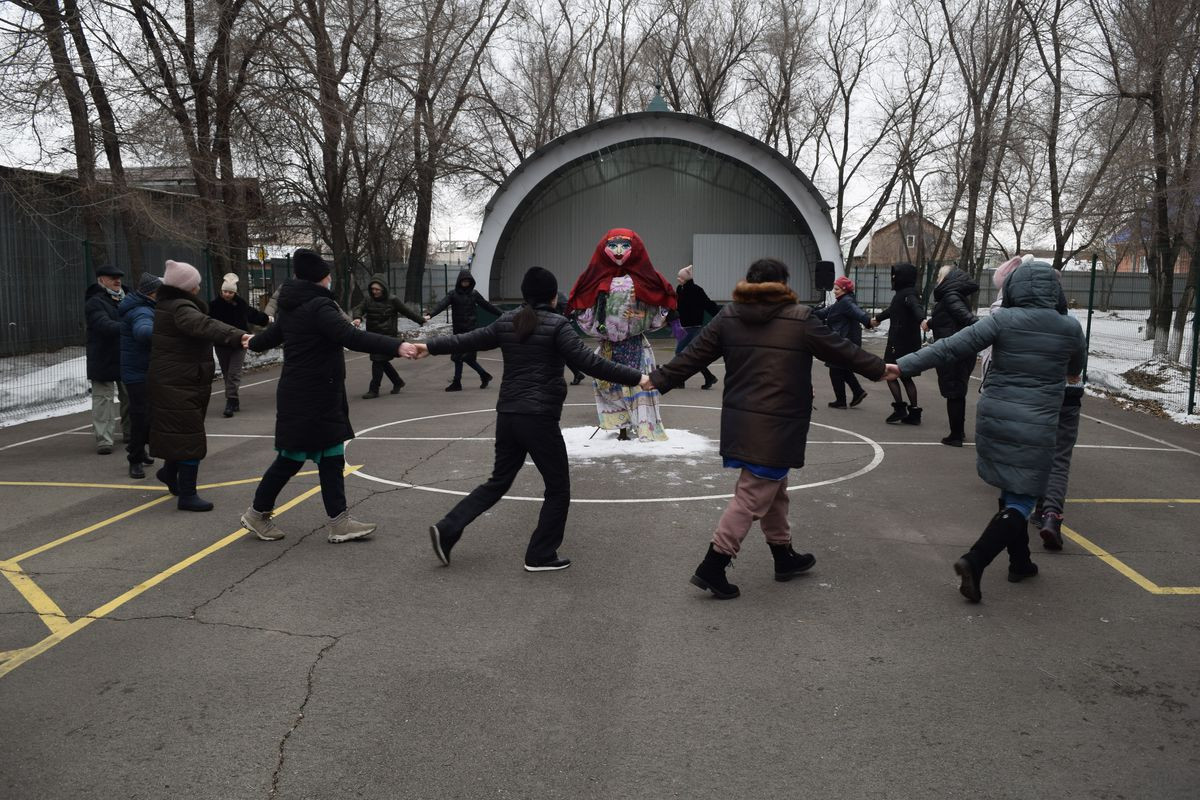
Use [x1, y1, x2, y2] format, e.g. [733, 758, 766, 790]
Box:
[592, 334, 667, 441]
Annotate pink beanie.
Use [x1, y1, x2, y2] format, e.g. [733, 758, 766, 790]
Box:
[834, 275, 855, 292]
[163, 259, 201, 292]
[992, 256, 1022, 290]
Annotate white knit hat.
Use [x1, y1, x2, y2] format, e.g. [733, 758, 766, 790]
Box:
[163, 259, 201, 292]
[221, 272, 238, 293]
[677, 264, 693, 282]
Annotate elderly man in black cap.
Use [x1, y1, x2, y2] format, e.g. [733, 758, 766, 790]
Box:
[85, 264, 131, 454]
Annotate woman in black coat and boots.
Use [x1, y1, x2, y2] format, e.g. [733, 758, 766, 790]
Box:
[424, 269, 501, 391]
[815, 275, 873, 408]
[352, 273, 424, 398]
[404, 267, 646, 572]
[241, 250, 408, 544]
[209, 273, 270, 417]
[872, 262, 925, 424]
[923, 265, 979, 445]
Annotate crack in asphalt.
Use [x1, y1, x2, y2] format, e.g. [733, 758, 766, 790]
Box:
[188, 524, 325, 620]
[269, 635, 340, 799]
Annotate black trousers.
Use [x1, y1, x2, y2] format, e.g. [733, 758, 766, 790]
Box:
[124, 381, 151, 463]
[370, 360, 402, 391]
[436, 413, 569, 563]
[253, 454, 347, 518]
[451, 351, 489, 382]
[828, 367, 864, 404]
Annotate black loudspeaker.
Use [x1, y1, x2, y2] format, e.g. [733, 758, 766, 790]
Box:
[814, 260, 835, 292]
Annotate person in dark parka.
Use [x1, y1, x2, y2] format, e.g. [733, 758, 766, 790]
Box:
[650, 258, 886, 599]
[209, 272, 270, 417]
[424, 269, 500, 391]
[352, 273, 424, 398]
[815, 275, 873, 408]
[892, 260, 1086, 604]
[85, 264, 131, 454]
[872, 262, 925, 424]
[923, 265, 979, 446]
[407, 267, 645, 573]
[118, 271, 163, 478]
[242, 250, 407, 544]
[149, 260, 248, 511]
[675, 265, 722, 389]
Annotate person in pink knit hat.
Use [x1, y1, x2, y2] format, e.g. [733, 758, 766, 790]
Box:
[149, 260, 250, 511]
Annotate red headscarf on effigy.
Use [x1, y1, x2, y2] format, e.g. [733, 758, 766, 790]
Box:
[567, 228, 678, 311]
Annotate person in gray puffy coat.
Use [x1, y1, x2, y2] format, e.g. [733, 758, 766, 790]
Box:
[889, 261, 1086, 604]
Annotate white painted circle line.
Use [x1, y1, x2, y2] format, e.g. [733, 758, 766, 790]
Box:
[349, 404, 884, 503]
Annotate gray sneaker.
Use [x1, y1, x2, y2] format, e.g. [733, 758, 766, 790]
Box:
[328, 512, 376, 543]
[241, 506, 284, 541]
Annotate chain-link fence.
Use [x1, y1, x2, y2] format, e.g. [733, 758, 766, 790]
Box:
[852, 261, 1200, 420]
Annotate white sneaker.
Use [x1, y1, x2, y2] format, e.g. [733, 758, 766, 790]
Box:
[241, 506, 284, 541]
[328, 512, 376, 543]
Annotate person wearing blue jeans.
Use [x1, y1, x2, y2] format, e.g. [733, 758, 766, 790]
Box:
[891, 257, 1086, 603]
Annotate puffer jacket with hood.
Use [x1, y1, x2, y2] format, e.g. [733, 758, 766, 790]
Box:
[118, 290, 156, 384]
[249, 278, 402, 451]
[897, 262, 1086, 496]
[427, 270, 501, 333]
[815, 290, 871, 346]
[928, 267, 979, 341]
[425, 305, 641, 418]
[875, 263, 925, 360]
[354, 274, 424, 361]
[651, 281, 885, 469]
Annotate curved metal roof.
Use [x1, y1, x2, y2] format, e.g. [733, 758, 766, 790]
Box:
[472, 111, 839, 297]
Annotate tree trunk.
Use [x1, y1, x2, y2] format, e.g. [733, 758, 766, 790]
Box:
[1168, 254, 1197, 361]
[405, 160, 436, 306]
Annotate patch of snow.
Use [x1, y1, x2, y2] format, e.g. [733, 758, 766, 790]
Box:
[560, 426, 718, 461]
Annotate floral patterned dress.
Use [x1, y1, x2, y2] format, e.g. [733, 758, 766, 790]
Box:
[575, 275, 669, 441]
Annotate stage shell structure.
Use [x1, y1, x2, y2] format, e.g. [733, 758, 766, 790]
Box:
[471, 111, 842, 303]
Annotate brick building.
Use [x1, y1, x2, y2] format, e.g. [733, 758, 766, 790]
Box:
[865, 212, 959, 266]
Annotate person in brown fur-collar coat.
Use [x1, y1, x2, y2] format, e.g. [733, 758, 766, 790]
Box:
[648, 258, 885, 599]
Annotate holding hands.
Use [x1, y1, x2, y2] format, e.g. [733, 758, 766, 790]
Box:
[638, 374, 655, 392]
[399, 341, 429, 359]
[241, 333, 252, 350]
[882, 363, 902, 382]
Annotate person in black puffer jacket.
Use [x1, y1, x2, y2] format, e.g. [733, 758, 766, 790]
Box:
[406, 267, 644, 573]
[815, 275, 873, 408]
[872, 262, 926, 424]
[242, 250, 407, 545]
[424, 269, 501, 391]
[209, 273, 270, 417]
[923, 265, 979, 446]
[352, 273, 424, 398]
[85, 265, 131, 454]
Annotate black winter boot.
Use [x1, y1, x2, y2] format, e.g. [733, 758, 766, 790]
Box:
[445, 380, 463, 392]
[1006, 514, 1039, 582]
[901, 405, 923, 425]
[769, 543, 816, 581]
[231, 398, 240, 412]
[690, 544, 740, 599]
[942, 397, 966, 446]
[362, 388, 380, 399]
[480, 373, 493, 389]
[886, 402, 908, 424]
[390, 377, 405, 394]
[175, 463, 214, 512]
[156, 461, 179, 496]
[223, 400, 235, 418]
[954, 509, 1025, 603]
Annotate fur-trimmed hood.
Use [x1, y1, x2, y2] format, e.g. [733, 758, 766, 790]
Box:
[731, 281, 798, 324]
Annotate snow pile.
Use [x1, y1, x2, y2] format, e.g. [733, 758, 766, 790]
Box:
[560, 426, 718, 463]
[0, 351, 91, 427]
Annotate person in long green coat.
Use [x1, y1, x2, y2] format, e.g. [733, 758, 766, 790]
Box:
[889, 259, 1086, 604]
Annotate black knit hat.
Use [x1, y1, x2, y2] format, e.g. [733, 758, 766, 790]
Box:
[520, 266, 558, 304]
[293, 248, 331, 282]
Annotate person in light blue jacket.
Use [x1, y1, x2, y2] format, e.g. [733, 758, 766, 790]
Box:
[889, 260, 1086, 603]
[118, 272, 163, 479]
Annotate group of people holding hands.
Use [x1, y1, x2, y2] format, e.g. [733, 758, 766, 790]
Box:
[86, 239, 1085, 604]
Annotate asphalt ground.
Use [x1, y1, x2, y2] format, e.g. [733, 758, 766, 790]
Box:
[1, 341, 1198, 799]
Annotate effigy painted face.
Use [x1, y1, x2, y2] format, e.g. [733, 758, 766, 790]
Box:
[604, 237, 633, 266]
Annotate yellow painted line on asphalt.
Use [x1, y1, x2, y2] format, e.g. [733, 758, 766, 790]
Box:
[0, 648, 26, 662]
[1063, 524, 1200, 595]
[6, 495, 175, 564]
[1069, 498, 1200, 504]
[0, 561, 70, 634]
[0, 481, 164, 491]
[0, 470, 355, 681]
